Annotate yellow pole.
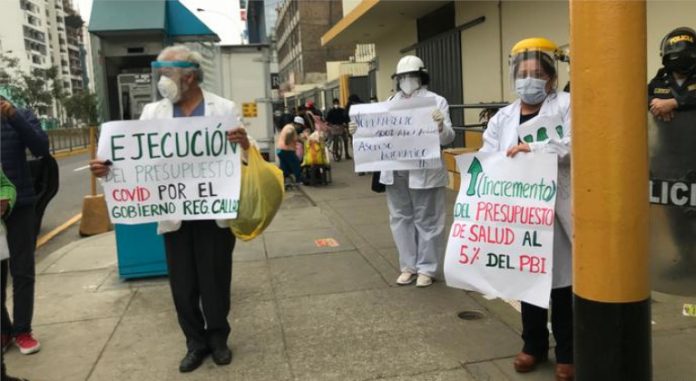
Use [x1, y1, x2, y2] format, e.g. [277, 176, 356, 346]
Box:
[339, 74, 350, 106]
[571, 0, 651, 379]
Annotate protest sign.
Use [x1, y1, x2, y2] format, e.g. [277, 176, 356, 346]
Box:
[97, 116, 242, 224]
[444, 152, 558, 308]
[349, 97, 441, 172]
[518, 114, 564, 144]
[518, 114, 571, 231]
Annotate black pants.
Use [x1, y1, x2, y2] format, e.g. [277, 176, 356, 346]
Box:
[163, 220, 235, 352]
[2, 205, 37, 335]
[521, 286, 573, 364]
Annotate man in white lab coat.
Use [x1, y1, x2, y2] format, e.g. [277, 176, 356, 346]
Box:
[90, 45, 251, 373]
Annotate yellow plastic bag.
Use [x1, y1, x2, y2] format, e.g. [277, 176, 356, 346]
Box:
[228, 146, 284, 241]
[302, 137, 328, 166]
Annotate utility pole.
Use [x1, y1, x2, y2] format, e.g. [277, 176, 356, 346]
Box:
[570, 1, 652, 380]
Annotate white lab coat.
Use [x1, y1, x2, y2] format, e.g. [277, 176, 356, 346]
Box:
[480, 91, 572, 288]
[139, 90, 244, 235]
[380, 88, 456, 188]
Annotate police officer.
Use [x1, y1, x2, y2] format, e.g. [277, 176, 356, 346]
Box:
[648, 27, 696, 281]
[648, 27, 696, 122]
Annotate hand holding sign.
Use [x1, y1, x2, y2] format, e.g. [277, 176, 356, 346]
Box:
[96, 116, 243, 224]
[226, 126, 250, 150]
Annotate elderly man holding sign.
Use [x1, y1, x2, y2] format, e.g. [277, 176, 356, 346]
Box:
[351, 55, 455, 287]
[478, 38, 573, 380]
[90, 45, 251, 373]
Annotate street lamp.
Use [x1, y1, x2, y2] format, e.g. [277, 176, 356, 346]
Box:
[196, 8, 247, 44]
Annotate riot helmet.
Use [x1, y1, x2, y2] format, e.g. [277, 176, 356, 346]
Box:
[660, 27, 696, 74]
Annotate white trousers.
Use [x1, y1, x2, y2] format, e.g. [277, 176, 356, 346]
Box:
[386, 172, 446, 278]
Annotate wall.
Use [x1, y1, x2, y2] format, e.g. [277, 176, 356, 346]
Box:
[299, 0, 352, 81]
[373, 22, 417, 101]
[353, 0, 696, 120]
[455, 1, 504, 125]
[454, 0, 696, 116]
[646, 0, 696, 79]
[341, 0, 363, 17]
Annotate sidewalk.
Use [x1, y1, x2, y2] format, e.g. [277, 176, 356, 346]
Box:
[5, 160, 695, 380]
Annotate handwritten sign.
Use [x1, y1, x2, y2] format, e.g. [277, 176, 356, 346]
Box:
[444, 152, 558, 308]
[97, 116, 242, 224]
[349, 97, 441, 172]
[519, 114, 571, 231]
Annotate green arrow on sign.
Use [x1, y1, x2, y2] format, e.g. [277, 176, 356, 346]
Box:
[466, 157, 483, 196]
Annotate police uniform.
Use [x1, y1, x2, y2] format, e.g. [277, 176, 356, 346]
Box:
[648, 68, 696, 110]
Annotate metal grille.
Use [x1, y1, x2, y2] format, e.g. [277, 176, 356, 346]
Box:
[416, 30, 464, 147]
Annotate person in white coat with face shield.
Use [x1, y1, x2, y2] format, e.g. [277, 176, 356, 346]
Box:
[480, 38, 573, 381]
[383, 55, 456, 287]
[90, 45, 252, 374]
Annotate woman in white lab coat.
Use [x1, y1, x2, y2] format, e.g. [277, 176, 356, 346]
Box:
[480, 38, 574, 381]
[382, 55, 456, 288]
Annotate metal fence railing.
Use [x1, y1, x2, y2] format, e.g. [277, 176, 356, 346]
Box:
[47, 128, 91, 154]
[449, 102, 509, 132]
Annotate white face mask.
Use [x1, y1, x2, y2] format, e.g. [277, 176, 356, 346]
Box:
[399, 77, 420, 95]
[515, 77, 548, 105]
[157, 76, 181, 103]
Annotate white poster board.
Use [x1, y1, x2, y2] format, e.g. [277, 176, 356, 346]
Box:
[444, 152, 558, 308]
[97, 116, 242, 224]
[349, 97, 441, 172]
[518, 115, 564, 144]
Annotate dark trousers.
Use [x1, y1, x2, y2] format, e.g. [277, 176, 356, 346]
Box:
[163, 220, 235, 352]
[521, 286, 573, 364]
[2, 206, 37, 335]
[277, 149, 302, 181]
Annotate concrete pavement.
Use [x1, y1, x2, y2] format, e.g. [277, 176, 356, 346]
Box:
[4, 160, 695, 380]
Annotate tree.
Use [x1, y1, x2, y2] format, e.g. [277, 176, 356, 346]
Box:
[0, 53, 68, 117]
[63, 91, 99, 125]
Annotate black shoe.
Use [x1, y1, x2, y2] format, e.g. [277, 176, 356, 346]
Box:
[211, 346, 233, 366]
[345, 156, 352, 160]
[179, 349, 209, 373]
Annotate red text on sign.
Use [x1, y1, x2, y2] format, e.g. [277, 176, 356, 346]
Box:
[112, 186, 151, 202]
[519, 255, 547, 274]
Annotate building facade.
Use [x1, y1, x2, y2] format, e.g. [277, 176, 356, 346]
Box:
[275, 0, 353, 86]
[0, 0, 91, 116]
[323, 0, 696, 132]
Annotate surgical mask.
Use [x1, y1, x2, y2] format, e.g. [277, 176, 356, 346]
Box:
[515, 77, 548, 105]
[157, 76, 181, 103]
[399, 77, 420, 95]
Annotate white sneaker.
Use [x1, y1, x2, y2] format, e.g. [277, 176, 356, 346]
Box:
[396, 272, 415, 285]
[416, 274, 433, 288]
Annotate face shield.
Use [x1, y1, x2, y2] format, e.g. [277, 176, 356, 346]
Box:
[151, 60, 200, 103]
[509, 49, 558, 105]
